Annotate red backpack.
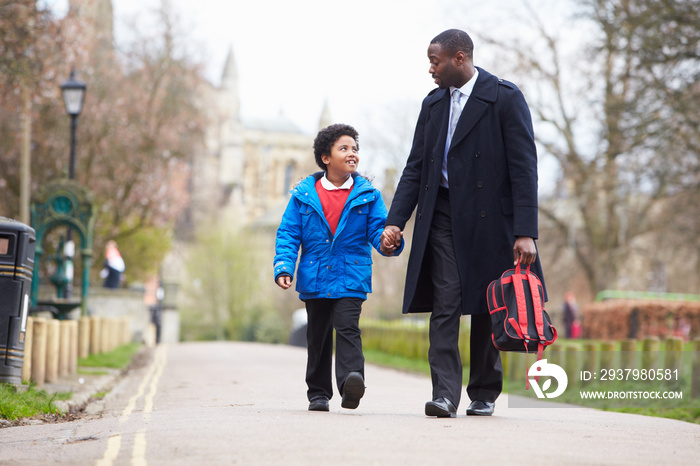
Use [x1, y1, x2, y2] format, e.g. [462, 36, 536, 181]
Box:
[487, 261, 557, 362]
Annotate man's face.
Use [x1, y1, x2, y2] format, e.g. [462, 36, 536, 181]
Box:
[428, 43, 460, 89]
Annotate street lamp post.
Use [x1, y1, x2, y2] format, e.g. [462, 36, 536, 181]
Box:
[59, 69, 86, 299]
[60, 69, 86, 180]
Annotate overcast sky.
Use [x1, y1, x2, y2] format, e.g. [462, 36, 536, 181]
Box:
[102, 0, 568, 132]
[49, 0, 574, 190]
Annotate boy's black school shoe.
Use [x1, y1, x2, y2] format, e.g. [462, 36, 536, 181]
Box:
[341, 372, 365, 409]
[308, 396, 329, 411]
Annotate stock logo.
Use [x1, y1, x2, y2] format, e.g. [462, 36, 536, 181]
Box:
[528, 359, 568, 399]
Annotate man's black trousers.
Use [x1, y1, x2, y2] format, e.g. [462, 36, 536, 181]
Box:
[428, 187, 502, 407]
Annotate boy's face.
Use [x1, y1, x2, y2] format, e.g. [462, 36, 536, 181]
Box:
[321, 135, 359, 178]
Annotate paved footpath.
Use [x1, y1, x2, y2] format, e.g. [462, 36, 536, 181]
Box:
[1, 341, 699, 465]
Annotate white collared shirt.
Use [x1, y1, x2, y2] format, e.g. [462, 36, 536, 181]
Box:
[442, 68, 479, 188]
[320, 173, 354, 190]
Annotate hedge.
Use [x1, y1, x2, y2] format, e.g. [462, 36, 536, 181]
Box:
[581, 299, 700, 341]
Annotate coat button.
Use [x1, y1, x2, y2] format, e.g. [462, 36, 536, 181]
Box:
[477, 181, 483, 188]
[480, 211, 486, 217]
[425, 185, 429, 190]
[355, 260, 358, 264]
[475, 151, 480, 157]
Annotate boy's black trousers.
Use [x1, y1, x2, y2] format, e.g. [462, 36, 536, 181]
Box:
[304, 297, 364, 401]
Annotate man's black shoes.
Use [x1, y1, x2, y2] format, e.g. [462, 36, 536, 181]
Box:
[466, 400, 495, 416]
[425, 397, 457, 418]
[308, 396, 329, 412]
[341, 372, 365, 409]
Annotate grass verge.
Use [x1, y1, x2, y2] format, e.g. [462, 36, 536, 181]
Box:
[78, 343, 142, 370]
[0, 384, 71, 421]
[1, 342, 143, 422]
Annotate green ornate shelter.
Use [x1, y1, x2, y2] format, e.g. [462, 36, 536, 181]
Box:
[30, 180, 95, 316]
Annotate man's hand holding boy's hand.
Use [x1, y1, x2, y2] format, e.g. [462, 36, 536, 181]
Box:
[276, 275, 292, 290]
[380, 225, 403, 255]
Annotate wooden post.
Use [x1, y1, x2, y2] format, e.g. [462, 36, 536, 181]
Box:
[642, 337, 660, 370]
[21, 316, 34, 384]
[665, 337, 683, 371]
[58, 321, 70, 378]
[90, 316, 102, 354]
[31, 318, 47, 386]
[45, 319, 60, 383]
[78, 316, 90, 359]
[69, 320, 78, 375]
[599, 341, 616, 370]
[100, 317, 111, 353]
[582, 342, 598, 374]
[564, 345, 580, 389]
[621, 339, 638, 370]
[691, 339, 700, 399]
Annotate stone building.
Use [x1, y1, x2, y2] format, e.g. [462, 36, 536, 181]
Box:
[187, 47, 329, 234]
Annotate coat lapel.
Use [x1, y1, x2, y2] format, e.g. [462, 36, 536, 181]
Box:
[428, 88, 450, 156]
[449, 67, 498, 151]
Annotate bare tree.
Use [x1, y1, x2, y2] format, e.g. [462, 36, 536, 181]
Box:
[0, 1, 207, 282]
[474, 0, 700, 295]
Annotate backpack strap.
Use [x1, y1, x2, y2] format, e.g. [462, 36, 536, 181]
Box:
[511, 261, 530, 340]
[526, 267, 546, 345]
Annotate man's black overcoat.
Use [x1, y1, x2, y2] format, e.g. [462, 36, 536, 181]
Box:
[386, 67, 546, 316]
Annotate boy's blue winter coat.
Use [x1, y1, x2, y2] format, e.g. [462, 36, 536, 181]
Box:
[274, 172, 402, 301]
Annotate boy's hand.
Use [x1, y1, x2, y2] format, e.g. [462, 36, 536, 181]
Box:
[276, 275, 292, 290]
[380, 225, 403, 255]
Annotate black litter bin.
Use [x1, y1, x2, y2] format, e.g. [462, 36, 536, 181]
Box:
[0, 217, 36, 384]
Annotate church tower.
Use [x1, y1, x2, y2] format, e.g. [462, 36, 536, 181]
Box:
[318, 99, 333, 130]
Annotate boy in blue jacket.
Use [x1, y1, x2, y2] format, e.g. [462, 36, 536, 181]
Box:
[274, 124, 403, 412]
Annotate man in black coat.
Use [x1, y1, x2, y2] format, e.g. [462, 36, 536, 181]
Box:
[381, 29, 545, 417]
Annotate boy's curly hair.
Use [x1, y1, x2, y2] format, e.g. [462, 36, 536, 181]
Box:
[313, 123, 359, 171]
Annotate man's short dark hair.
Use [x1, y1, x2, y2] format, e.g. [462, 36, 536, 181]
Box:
[313, 123, 359, 171]
[431, 29, 474, 58]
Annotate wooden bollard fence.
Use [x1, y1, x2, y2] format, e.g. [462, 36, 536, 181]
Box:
[99, 317, 108, 353]
[642, 337, 660, 370]
[18, 315, 134, 386]
[564, 345, 580, 388]
[30, 318, 47, 386]
[665, 337, 683, 372]
[79, 317, 90, 358]
[58, 321, 70, 378]
[69, 320, 78, 375]
[599, 341, 616, 370]
[90, 316, 102, 354]
[45, 319, 60, 383]
[582, 342, 597, 374]
[620, 339, 637, 370]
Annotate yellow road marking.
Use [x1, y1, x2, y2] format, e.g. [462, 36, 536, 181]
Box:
[95, 434, 121, 466]
[131, 429, 148, 466]
[96, 345, 167, 466]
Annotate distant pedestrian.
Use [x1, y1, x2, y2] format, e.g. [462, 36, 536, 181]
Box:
[273, 123, 403, 412]
[101, 240, 125, 288]
[562, 291, 578, 339]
